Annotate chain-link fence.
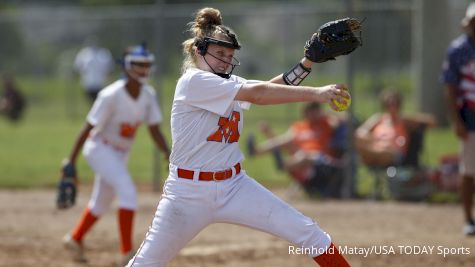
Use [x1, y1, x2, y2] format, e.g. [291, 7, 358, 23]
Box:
[0, 1, 416, 76]
[0, 0, 470, 113]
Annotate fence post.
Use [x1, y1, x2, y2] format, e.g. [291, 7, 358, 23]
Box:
[343, 0, 358, 199]
[413, 0, 450, 126]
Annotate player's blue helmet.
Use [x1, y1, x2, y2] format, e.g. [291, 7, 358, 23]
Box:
[124, 43, 155, 70]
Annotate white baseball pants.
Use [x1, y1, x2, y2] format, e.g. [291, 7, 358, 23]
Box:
[83, 139, 137, 215]
[127, 166, 331, 267]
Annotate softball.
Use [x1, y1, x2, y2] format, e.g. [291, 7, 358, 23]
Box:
[332, 94, 351, 112]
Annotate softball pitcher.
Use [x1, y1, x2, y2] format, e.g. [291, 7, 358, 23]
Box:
[60, 43, 170, 265]
[127, 7, 357, 267]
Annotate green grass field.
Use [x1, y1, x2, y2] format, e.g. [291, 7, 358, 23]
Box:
[0, 73, 460, 199]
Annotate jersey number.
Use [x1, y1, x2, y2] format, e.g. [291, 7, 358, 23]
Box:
[207, 111, 240, 143]
[120, 123, 139, 139]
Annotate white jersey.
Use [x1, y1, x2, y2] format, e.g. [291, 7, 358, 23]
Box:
[170, 68, 257, 171]
[87, 79, 162, 151]
[74, 46, 113, 90]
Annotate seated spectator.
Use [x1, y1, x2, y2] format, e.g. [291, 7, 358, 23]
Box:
[249, 102, 349, 198]
[355, 89, 436, 168]
[0, 74, 26, 122]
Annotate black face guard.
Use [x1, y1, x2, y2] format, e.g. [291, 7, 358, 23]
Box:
[203, 52, 240, 79]
[199, 37, 241, 79]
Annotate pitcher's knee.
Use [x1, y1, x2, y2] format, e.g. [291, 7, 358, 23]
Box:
[292, 222, 332, 256]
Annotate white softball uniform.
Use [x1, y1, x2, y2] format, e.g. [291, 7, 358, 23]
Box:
[127, 69, 331, 267]
[82, 79, 162, 215]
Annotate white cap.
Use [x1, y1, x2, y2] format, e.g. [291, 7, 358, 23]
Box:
[462, 2, 475, 27]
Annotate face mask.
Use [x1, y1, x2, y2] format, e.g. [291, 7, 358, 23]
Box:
[126, 64, 151, 84]
[201, 53, 240, 79]
[123, 46, 154, 84]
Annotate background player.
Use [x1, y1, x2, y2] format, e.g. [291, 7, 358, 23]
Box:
[60, 43, 170, 264]
[441, 2, 475, 236]
[127, 7, 353, 267]
[74, 36, 114, 103]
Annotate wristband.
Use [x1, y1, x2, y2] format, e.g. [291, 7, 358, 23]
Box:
[283, 62, 311, 86]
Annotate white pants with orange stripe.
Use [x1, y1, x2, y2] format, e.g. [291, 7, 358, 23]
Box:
[126, 168, 331, 267]
[83, 139, 137, 215]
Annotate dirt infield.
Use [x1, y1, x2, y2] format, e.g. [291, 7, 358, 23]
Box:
[1, 187, 475, 267]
